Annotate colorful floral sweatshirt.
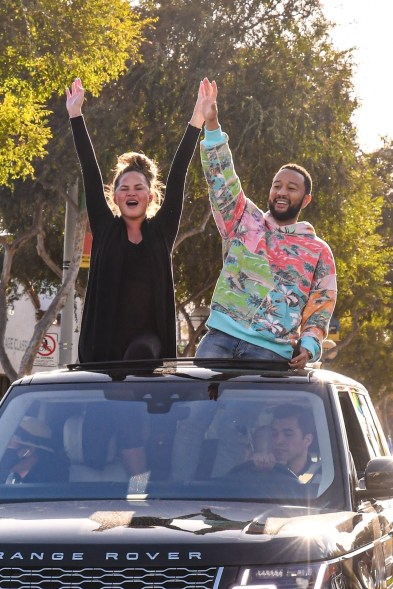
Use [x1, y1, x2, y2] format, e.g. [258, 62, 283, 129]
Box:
[200, 127, 337, 361]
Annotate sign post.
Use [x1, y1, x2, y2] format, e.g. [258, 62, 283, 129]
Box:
[59, 181, 78, 366]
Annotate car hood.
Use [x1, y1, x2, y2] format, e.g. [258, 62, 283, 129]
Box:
[0, 499, 386, 566]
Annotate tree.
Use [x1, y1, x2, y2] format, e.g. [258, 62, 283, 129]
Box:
[0, 0, 150, 186]
[0, 0, 150, 380]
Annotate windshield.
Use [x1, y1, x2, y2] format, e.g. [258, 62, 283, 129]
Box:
[0, 381, 340, 505]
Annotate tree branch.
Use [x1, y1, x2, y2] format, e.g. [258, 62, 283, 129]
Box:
[174, 204, 211, 250]
[20, 278, 41, 312]
[177, 278, 216, 310]
[36, 231, 86, 298]
[18, 207, 87, 376]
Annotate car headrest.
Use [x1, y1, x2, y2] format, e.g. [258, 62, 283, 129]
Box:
[63, 411, 117, 469]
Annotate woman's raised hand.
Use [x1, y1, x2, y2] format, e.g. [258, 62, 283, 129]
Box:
[65, 78, 85, 118]
[190, 78, 218, 130]
[190, 78, 207, 129]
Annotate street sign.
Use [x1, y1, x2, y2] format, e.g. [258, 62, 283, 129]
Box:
[33, 333, 59, 368]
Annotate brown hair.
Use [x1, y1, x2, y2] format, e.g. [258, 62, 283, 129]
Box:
[106, 152, 164, 218]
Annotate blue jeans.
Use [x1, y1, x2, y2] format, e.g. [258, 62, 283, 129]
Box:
[196, 328, 287, 361]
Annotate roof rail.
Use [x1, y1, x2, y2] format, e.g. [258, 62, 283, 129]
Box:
[67, 356, 307, 373]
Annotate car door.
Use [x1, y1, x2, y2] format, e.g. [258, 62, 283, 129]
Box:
[339, 386, 393, 587]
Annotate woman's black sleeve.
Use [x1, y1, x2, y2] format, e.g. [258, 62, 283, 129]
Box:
[155, 124, 201, 246]
[70, 116, 112, 232]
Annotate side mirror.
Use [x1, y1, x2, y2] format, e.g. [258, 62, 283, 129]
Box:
[356, 457, 393, 499]
[365, 457, 393, 491]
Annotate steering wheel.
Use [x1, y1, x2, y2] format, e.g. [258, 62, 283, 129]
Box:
[5, 472, 22, 484]
[226, 460, 298, 480]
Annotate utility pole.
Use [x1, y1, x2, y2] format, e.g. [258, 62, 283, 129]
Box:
[58, 180, 78, 366]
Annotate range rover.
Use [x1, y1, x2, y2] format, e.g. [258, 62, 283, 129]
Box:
[0, 358, 392, 589]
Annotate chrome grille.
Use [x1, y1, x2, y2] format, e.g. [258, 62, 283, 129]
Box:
[0, 566, 219, 589]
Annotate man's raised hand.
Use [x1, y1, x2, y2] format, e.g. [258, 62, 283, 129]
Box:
[200, 78, 219, 130]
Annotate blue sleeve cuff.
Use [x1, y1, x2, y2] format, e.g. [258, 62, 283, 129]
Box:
[301, 336, 320, 362]
[201, 125, 226, 147]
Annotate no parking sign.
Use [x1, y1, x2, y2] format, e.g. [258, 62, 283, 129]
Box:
[33, 333, 59, 368]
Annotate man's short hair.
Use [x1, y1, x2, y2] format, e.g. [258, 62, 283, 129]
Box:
[272, 404, 315, 437]
[278, 163, 312, 196]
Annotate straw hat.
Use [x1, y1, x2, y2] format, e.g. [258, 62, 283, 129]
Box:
[12, 417, 54, 453]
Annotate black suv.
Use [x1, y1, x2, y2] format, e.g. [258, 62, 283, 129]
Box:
[0, 358, 393, 589]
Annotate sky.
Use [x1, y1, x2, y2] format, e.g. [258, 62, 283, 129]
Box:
[321, 0, 393, 152]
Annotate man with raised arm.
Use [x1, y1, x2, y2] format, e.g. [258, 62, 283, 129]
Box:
[196, 79, 337, 369]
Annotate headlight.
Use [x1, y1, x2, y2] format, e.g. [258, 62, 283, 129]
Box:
[231, 562, 344, 589]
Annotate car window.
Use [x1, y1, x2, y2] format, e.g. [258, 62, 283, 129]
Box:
[0, 383, 339, 505]
[349, 390, 388, 457]
[339, 387, 389, 479]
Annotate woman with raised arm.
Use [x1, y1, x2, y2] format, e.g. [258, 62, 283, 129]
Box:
[66, 78, 205, 362]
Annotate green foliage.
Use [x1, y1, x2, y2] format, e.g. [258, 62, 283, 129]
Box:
[329, 143, 393, 398]
[0, 0, 150, 186]
[0, 82, 51, 184]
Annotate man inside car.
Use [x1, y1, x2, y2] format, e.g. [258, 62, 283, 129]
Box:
[250, 404, 319, 483]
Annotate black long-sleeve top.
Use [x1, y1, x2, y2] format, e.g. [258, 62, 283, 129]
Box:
[70, 116, 200, 362]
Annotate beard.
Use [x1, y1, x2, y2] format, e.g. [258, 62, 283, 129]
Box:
[269, 197, 305, 222]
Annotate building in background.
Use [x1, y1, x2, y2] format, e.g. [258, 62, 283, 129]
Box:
[0, 289, 82, 391]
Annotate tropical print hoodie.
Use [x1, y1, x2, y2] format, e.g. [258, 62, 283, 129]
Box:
[200, 127, 337, 361]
